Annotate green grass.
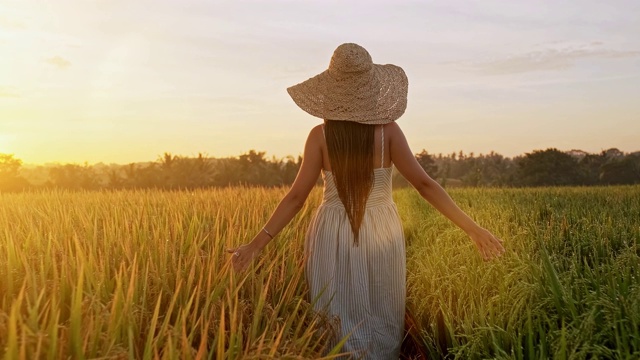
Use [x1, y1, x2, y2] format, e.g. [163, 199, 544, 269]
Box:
[1, 186, 639, 359]
[398, 186, 640, 359]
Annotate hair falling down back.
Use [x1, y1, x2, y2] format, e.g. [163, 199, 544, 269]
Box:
[324, 120, 375, 245]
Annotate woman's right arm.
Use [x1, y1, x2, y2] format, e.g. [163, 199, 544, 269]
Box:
[387, 122, 505, 260]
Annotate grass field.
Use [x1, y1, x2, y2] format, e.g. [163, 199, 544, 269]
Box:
[1, 186, 639, 359]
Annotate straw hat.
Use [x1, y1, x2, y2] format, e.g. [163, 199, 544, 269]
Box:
[287, 43, 408, 124]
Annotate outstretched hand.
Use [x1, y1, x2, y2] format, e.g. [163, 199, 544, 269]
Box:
[468, 227, 505, 261]
[226, 242, 261, 272]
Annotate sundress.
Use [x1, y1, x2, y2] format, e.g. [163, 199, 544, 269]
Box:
[305, 126, 406, 359]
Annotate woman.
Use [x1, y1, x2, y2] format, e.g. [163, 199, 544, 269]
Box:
[228, 43, 505, 359]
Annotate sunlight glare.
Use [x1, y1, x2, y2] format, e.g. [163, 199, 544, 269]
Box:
[0, 134, 12, 154]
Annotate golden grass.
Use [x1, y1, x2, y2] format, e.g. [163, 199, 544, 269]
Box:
[1, 185, 639, 359]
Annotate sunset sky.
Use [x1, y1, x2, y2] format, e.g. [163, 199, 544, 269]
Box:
[1, 0, 639, 165]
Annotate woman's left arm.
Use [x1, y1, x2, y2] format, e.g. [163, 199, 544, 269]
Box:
[227, 125, 323, 271]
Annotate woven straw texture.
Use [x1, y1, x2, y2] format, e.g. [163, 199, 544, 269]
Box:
[287, 43, 408, 124]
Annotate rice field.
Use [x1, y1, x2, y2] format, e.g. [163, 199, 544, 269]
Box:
[1, 186, 639, 359]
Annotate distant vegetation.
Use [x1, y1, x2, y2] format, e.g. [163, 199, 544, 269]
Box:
[1, 147, 639, 192]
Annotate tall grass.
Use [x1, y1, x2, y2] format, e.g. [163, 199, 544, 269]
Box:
[0, 188, 338, 359]
[398, 186, 640, 359]
[1, 186, 639, 358]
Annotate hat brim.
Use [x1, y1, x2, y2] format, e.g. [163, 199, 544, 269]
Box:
[287, 64, 408, 125]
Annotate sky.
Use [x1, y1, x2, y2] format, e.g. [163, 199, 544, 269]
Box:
[1, 0, 639, 165]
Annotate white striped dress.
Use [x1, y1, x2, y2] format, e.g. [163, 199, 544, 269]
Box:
[305, 129, 406, 359]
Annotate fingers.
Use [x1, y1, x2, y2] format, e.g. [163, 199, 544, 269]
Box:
[479, 247, 490, 261]
[229, 254, 244, 272]
[488, 239, 505, 259]
[229, 250, 243, 271]
[226, 246, 255, 272]
[492, 236, 506, 255]
[231, 258, 247, 272]
[474, 233, 505, 261]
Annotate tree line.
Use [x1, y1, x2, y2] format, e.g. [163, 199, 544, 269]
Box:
[1, 151, 301, 191]
[1, 148, 639, 192]
[410, 148, 640, 188]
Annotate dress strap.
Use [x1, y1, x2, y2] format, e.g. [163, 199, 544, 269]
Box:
[381, 125, 384, 168]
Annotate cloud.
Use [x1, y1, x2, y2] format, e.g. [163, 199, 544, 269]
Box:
[0, 87, 21, 98]
[45, 56, 71, 69]
[452, 42, 640, 75]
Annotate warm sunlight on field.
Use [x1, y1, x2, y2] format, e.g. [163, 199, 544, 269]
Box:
[1, 186, 639, 358]
[2, 1, 639, 359]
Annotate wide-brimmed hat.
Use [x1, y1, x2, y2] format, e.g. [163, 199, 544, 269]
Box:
[287, 43, 408, 124]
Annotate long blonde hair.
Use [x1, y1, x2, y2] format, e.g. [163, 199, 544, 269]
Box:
[325, 120, 375, 245]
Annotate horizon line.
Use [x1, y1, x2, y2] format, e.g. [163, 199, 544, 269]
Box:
[13, 146, 640, 167]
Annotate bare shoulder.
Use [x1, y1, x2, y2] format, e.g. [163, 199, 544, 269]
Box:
[309, 123, 324, 136]
[386, 121, 413, 161]
[384, 121, 406, 142]
[302, 124, 325, 155]
[385, 121, 402, 133]
[307, 124, 324, 144]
